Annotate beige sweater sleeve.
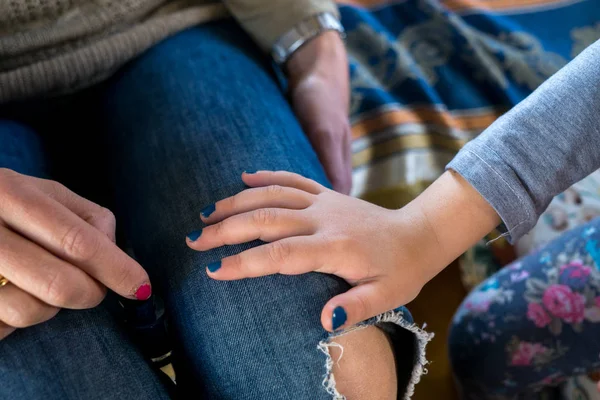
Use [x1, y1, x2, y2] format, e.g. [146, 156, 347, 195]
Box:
[222, 0, 339, 52]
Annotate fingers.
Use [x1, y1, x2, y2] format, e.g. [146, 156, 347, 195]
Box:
[0, 283, 60, 328]
[0, 321, 15, 341]
[321, 281, 396, 332]
[200, 185, 315, 224]
[242, 171, 326, 195]
[0, 226, 106, 309]
[207, 236, 323, 280]
[189, 208, 315, 251]
[0, 182, 150, 300]
[34, 178, 117, 242]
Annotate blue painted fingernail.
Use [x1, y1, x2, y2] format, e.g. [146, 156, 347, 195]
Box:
[332, 306, 347, 330]
[187, 229, 202, 242]
[244, 169, 257, 174]
[201, 204, 216, 218]
[207, 261, 222, 273]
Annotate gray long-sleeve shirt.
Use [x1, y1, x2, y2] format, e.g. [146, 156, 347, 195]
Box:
[447, 39, 600, 243]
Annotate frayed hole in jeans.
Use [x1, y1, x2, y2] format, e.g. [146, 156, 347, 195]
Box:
[317, 309, 434, 400]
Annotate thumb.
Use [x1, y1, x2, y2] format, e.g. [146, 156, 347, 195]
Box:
[320, 282, 396, 332]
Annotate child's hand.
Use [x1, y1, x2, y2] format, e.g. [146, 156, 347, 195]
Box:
[187, 170, 500, 331]
[187, 171, 438, 331]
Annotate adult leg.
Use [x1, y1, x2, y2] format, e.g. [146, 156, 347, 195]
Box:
[99, 21, 418, 399]
[0, 119, 170, 400]
[450, 218, 600, 399]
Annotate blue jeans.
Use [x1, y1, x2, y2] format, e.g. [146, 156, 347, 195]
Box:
[0, 21, 422, 399]
[450, 218, 600, 399]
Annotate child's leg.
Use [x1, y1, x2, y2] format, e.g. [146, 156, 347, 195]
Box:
[450, 218, 600, 398]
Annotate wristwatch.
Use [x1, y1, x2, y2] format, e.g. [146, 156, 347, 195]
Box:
[272, 12, 345, 65]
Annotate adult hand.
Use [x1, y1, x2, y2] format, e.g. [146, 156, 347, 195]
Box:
[286, 31, 353, 194]
[0, 169, 151, 340]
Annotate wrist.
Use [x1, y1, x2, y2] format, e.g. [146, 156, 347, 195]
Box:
[387, 204, 444, 288]
[285, 31, 347, 86]
[399, 171, 501, 281]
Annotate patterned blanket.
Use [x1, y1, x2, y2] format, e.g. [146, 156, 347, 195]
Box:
[341, 0, 600, 206]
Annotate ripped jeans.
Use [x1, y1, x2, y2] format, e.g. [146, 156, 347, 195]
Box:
[450, 218, 600, 399]
[0, 21, 428, 399]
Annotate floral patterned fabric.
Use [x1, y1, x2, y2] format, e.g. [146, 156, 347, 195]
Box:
[453, 171, 600, 398]
[450, 219, 600, 399]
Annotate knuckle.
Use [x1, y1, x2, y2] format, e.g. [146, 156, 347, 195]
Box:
[97, 207, 116, 226]
[266, 185, 284, 197]
[48, 180, 68, 196]
[253, 208, 277, 226]
[85, 206, 116, 238]
[355, 294, 372, 320]
[44, 268, 106, 309]
[60, 225, 100, 262]
[267, 241, 291, 264]
[225, 194, 237, 212]
[213, 220, 227, 238]
[43, 180, 70, 203]
[43, 270, 73, 307]
[228, 253, 243, 270]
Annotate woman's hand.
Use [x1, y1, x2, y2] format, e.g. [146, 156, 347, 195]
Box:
[187, 171, 437, 331]
[286, 31, 353, 195]
[0, 169, 151, 340]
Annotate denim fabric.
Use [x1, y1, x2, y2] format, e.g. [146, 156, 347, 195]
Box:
[447, 39, 600, 243]
[0, 21, 422, 399]
[0, 121, 173, 399]
[450, 218, 600, 399]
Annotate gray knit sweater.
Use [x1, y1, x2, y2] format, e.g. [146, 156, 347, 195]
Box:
[0, 0, 338, 103]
